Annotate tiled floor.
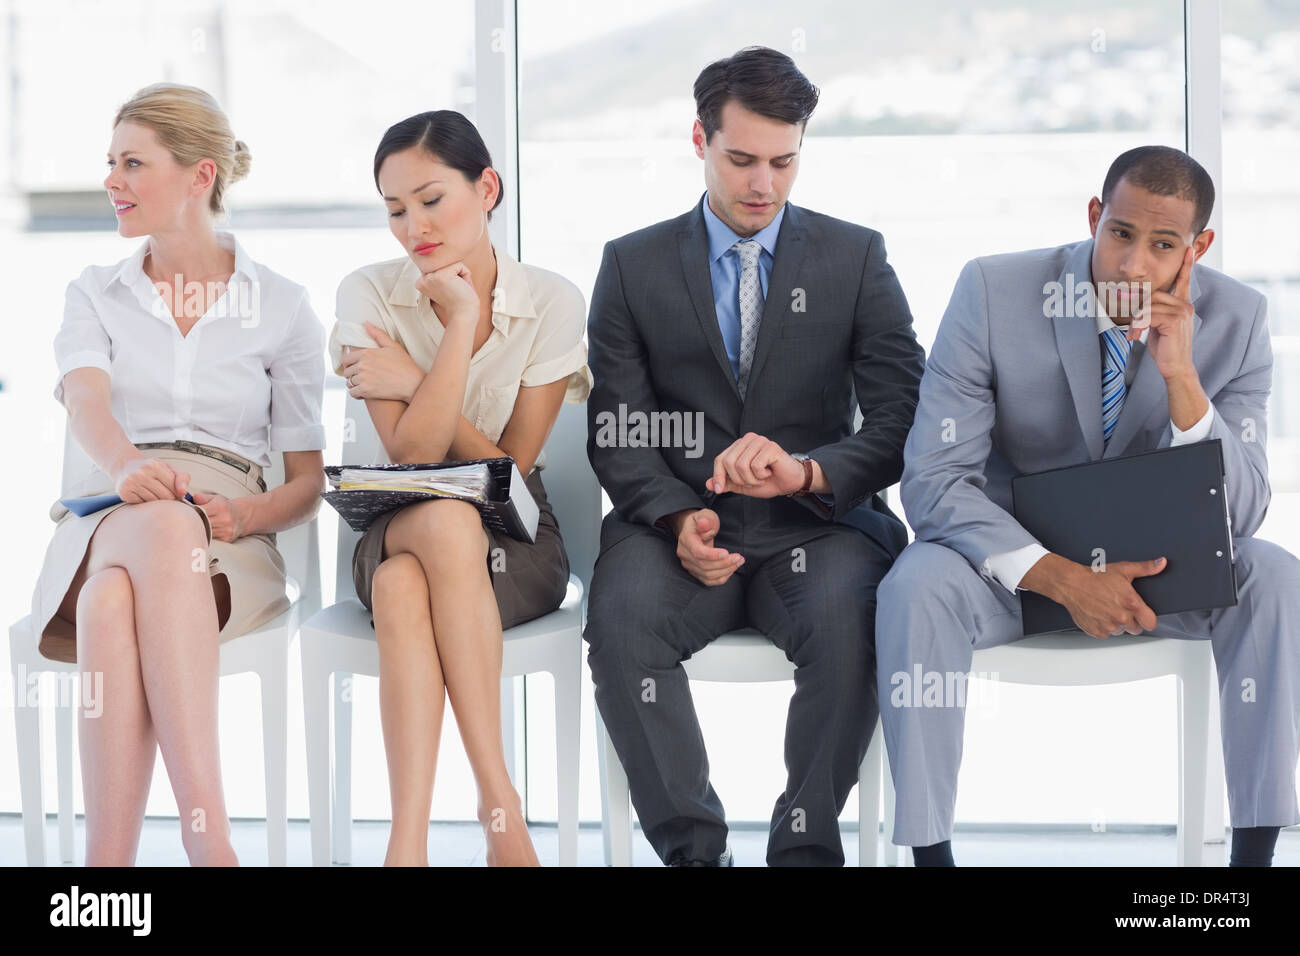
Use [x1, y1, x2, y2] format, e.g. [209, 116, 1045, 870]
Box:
[4, 814, 1297, 866]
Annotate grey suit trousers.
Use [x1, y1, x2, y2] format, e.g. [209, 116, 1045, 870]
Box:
[876, 536, 1300, 847]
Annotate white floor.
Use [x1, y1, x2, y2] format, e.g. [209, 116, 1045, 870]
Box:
[4, 814, 1297, 866]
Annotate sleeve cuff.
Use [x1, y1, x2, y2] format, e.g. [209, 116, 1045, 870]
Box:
[269, 423, 327, 452]
[982, 542, 1049, 594]
[1169, 402, 1215, 446]
[53, 351, 112, 403]
[327, 323, 381, 377]
[520, 340, 592, 403]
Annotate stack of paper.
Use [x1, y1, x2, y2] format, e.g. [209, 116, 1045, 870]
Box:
[332, 463, 490, 499]
[321, 457, 539, 542]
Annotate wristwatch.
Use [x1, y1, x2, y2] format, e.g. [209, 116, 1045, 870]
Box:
[787, 453, 814, 498]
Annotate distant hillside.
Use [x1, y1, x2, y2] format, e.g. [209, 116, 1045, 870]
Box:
[518, 0, 1297, 138]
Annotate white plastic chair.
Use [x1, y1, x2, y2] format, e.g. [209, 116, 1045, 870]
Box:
[596, 628, 887, 866]
[300, 397, 599, 866]
[879, 633, 1228, 867]
[9, 425, 320, 866]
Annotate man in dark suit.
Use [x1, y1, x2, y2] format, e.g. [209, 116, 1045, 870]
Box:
[583, 46, 926, 866]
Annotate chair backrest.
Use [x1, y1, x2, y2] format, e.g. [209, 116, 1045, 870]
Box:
[263, 449, 322, 617]
[60, 424, 97, 495]
[334, 395, 601, 603]
[59, 424, 321, 616]
[334, 395, 382, 600]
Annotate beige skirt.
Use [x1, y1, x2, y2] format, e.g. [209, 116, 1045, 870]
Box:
[30, 446, 290, 664]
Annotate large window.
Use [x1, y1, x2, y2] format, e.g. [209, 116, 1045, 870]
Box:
[0, 0, 480, 829]
[516, 0, 1278, 831]
[2, 0, 1295, 846]
[1222, 0, 1300, 511]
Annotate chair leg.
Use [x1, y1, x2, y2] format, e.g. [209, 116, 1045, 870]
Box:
[333, 671, 354, 865]
[1177, 645, 1212, 867]
[13, 655, 47, 867]
[1203, 654, 1227, 853]
[260, 644, 289, 867]
[553, 656, 581, 868]
[882, 756, 910, 866]
[596, 709, 612, 866]
[859, 717, 884, 867]
[595, 710, 632, 866]
[55, 676, 76, 864]
[301, 645, 332, 867]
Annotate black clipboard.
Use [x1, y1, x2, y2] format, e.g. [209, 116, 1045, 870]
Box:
[1011, 439, 1237, 635]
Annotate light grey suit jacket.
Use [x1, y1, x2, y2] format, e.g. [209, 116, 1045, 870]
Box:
[900, 236, 1273, 578]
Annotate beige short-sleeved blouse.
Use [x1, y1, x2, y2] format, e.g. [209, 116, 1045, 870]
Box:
[327, 242, 592, 468]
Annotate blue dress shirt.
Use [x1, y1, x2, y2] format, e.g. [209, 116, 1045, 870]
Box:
[699, 192, 833, 514]
[701, 191, 785, 380]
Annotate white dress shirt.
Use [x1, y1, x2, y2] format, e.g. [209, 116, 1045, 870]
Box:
[981, 303, 1215, 594]
[53, 230, 327, 468]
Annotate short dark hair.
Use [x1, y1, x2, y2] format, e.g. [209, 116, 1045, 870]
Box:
[693, 46, 820, 144]
[1101, 145, 1215, 234]
[373, 110, 502, 220]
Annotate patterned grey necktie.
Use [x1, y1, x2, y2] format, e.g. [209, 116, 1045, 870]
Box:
[731, 239, 763, 399]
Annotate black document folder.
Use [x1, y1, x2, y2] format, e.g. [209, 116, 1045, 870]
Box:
[322, 457, 538, 543]
[1011, 440, 1237, 635]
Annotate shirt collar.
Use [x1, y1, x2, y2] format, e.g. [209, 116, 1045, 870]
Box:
[109, 229, 258, 291]
[391, 240, 534, 337]
[701, 191, 786, 265]
[1095, 296, 1149, 345]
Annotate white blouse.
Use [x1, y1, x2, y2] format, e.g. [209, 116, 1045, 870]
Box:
[53, 230, 327, 468]
[327, 241, 591, 469]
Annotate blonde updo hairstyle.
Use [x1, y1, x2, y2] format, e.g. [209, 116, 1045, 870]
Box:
[113, 82, 250, 216]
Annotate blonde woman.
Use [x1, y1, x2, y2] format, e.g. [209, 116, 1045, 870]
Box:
[329, 110, 591, 866]
[31, 83, 327, 866]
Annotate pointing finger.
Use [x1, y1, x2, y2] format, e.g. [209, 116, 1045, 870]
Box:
[1174, 246, 1193, 301]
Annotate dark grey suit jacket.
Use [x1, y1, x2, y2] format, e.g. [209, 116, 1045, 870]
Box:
[586, 195, 926, 558]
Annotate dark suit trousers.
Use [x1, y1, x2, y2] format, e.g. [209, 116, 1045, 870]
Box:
[584, 494, 896, 866]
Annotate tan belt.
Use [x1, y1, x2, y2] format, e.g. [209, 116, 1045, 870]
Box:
[134, 440, 267, 492]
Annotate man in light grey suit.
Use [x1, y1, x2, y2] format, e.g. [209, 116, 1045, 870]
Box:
[877, 146, 1300, 866]
[584, 47, 925, 866]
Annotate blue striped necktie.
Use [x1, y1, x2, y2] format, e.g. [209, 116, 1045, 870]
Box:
[1101, 325, 1131, 444]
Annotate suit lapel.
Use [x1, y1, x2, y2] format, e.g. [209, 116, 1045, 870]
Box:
[1053, 239, 1105, 460]
[744, 202, 808, 398]
[1102, 263, 1205, 457]
[678, 204, 741, 401]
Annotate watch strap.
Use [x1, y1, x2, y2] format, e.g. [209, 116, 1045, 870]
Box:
[788, 454, 813, 498]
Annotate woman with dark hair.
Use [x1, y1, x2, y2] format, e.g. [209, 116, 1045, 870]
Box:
[328, 110, 590, 866]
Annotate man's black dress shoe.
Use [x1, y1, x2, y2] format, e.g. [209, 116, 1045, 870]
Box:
[668, 845, 734, 867]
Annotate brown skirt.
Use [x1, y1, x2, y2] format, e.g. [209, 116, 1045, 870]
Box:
[31, 446, 290, 664]
[352, 467, 570, 630]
